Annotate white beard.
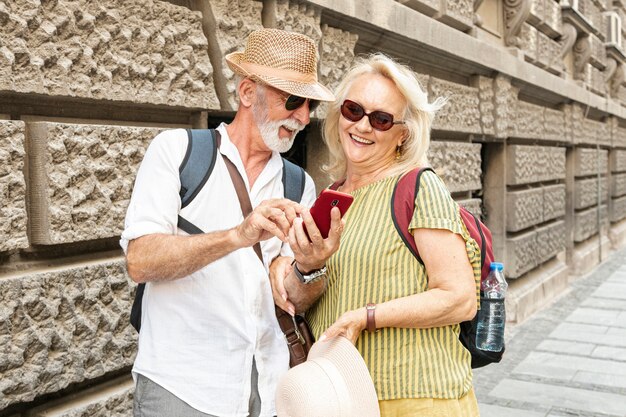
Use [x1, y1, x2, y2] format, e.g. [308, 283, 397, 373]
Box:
[253, 96, 305, 153]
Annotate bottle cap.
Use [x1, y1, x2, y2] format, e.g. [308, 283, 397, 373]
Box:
[490, 262, 504, 271]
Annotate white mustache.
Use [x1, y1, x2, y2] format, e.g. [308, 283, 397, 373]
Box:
[281, 118, 305, 133]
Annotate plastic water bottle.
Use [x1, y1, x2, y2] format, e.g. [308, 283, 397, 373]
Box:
[475, 262, 507, 352]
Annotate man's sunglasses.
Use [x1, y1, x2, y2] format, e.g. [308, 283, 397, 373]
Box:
[340, 99, 406, 131]
[284, 94, 320, 113]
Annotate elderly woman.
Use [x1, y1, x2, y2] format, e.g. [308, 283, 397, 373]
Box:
[271, 53, 482, 416]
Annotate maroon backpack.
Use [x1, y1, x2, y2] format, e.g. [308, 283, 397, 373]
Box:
[391, 167, 502, 368]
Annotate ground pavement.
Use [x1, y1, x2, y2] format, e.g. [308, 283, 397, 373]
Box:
[474, 247, 626, 417]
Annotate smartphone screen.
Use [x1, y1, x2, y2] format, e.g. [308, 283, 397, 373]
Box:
[307, 189, 354, 239]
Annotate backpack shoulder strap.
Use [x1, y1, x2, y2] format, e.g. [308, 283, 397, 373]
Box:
[391, 167, 434, 263]
[179, 129, 218, 210]
[282, 158, 305, 203]
[132, 129, 217, 333]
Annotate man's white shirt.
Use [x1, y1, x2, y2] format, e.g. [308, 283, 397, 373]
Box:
[120, 124, 316, 417]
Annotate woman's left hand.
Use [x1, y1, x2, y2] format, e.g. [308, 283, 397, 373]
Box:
[319, 307, 367, 345]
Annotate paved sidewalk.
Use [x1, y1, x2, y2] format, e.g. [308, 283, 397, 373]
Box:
[474, 248, 626, 417]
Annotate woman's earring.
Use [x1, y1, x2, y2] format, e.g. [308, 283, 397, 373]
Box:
[395, 145, 402, 160]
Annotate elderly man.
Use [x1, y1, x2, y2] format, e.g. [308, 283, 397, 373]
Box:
[121, 29, 340, 417]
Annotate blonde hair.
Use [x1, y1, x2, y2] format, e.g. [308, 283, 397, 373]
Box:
[322, 53, 445, 181]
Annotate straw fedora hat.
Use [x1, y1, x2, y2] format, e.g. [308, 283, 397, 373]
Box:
[275, 336, 380, 417]
[225, 28, 335, 102]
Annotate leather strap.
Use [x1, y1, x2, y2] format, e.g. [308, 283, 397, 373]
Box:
[366, 303, 377, 333]
[217, 132, 263, 262]
[218, 133, 304, 359]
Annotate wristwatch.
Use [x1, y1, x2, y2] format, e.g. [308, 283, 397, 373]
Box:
[292, 260, 327, 284]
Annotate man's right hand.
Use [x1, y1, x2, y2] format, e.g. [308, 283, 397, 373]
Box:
[234, 198, 304, 247]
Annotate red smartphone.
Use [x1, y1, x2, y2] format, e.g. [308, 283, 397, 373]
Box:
[306, 189, 354, 239]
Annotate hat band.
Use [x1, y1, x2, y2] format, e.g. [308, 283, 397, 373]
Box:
[313, 357, 351, 417]
[239, 61, 318, 84]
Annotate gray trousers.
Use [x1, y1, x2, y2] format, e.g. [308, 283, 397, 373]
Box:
[133, 359, 262, 417]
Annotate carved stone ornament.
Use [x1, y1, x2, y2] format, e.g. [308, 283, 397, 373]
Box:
[573, 35, 592, 81]
[557, 22, 578, 63]
[474, 0, 485, 26]
[504, 0, 532, 47]
[605, 57, 625, 97]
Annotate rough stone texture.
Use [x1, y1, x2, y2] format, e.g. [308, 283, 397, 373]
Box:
[536, 220, 566, 264]
[611, 196, 626, 222]
[440, 0, 473, 31]
[574, 205, 609, 242]
[520, 23, 538, 63]
[475, 75, 495, 135]
[574, 147, 609, 177]
[611, 173, 626, 197]
[506, 230, 538, 278]
[511, 100, 544, 140]
[318, 25, 358, 118]
[580, 0, 604, 37]
[27, 122, 162, 245]
[430, 78, 481, 134]
[544, 107, 566, 142]
[536, 28, 561, 71]
[458, 198, 482, 217]
[0, 120, 28, 252]
[506, 145, 566, 185]
[0, 259, 137, 409]
[614, 126, 626, 149]
[588, 65, 607, 97]
[493, 75, 518, 139]
[0, 0, 216, 108]
[30, 379, 133, 417]
[543, 0, 561, 35]
[206, 0, 263, 109]
[578, 118, 611, 146]
[575, 177, 609, 209]
[569, 104, 585, 144]
[428, 141, 482, 192]
[589, 34, 606, 70]
[506, 188, 544, 232]
[272, 0, 322, 43]
[611, 149, 626, 172]
[543, 184, 566, 221]
[428, 139, 445, 170]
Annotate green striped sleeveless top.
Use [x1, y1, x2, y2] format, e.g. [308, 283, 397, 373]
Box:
[306, 170, 481, 400]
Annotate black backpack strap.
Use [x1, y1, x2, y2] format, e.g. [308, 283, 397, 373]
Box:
[282, 158, 305, 203]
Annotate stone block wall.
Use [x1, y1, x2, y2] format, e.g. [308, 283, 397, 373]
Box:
[503, 145, 567, 278]
[573, 147, 610, 242]
[26, 123, 163, 245]
[0, 121, 28, 252]
[0, 259, 135, 410]
[0, 0, 218, 108]
[611, 150, 626, 222]
[4, 0, 626, 414]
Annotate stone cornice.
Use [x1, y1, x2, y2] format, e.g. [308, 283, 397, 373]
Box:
[307, 0, 626, 119]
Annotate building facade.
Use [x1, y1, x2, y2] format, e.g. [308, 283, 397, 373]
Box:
[1, 0, 626, 414]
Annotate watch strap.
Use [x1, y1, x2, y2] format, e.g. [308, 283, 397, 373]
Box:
[292, 260, 326, 284]
[366, 303, 377, 333]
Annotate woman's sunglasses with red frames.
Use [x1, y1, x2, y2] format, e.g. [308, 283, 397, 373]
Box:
[340, 99, 406, 131]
